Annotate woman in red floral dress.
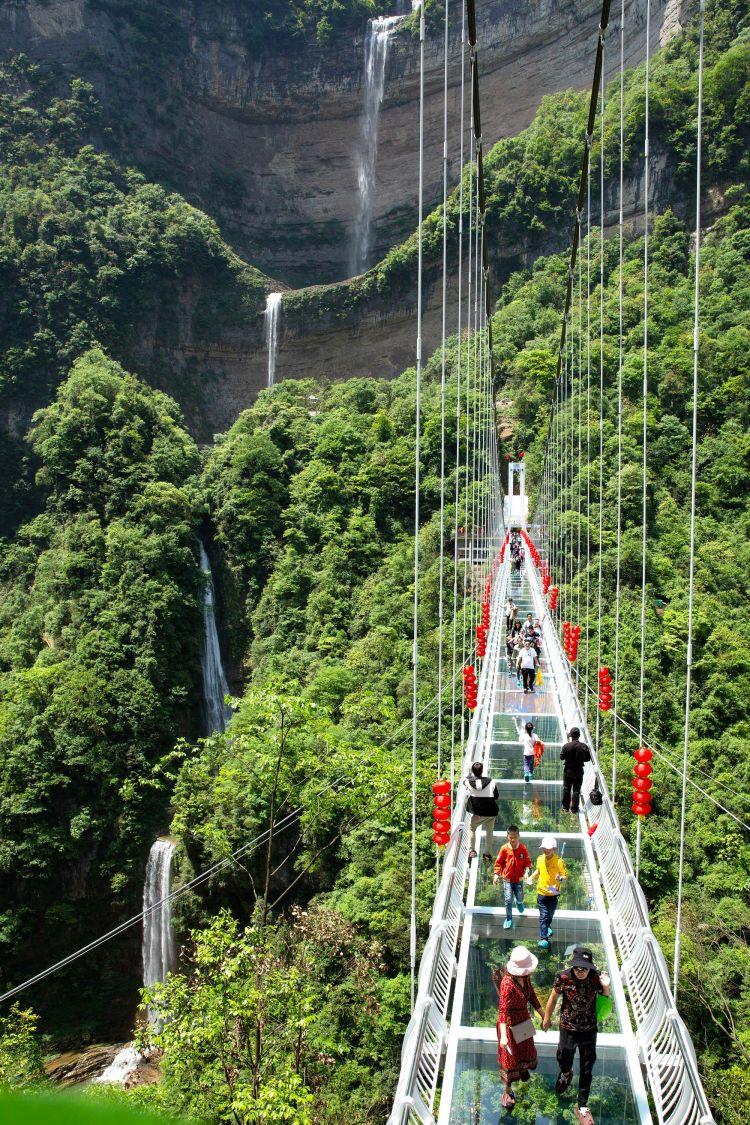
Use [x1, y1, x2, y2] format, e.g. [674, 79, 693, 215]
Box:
[494, 945, 543, 1109]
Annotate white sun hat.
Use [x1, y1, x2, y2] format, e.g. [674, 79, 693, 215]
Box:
[506, 945, 539, 976]
[539, 835, 557, 850]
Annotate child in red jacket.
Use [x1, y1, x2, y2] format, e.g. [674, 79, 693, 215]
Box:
[493, 825, 532, 930]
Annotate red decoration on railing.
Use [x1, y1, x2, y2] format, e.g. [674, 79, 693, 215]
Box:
[548, 585, 559, 611]
[564, 622, 581, 663]
[431, 779, 452, 846]
[463, 664, 478, 712]
[598, 666, 612, 712]
[631, 748, 653, 816]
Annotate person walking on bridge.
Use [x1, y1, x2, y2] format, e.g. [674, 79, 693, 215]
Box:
[560, 727, 592, 815]
[494, 946, 544, 1110]
[493, 824, 532, 929]
[463, 761, 500, 863]
[517, 638, 539, 694]
[504, 597, 517, 633]
[528, 835, 567, 950]
[542, 945, 611, 1125]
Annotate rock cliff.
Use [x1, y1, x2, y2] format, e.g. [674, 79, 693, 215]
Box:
[1, 0, 682, 287]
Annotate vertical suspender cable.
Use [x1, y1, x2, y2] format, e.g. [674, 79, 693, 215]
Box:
[436, 0, 450, 795]
[636, 0, 651, 881]
[674, 0, 704, 1000]
[461, 123, 474, 747]
[410, 0, 426, 1012]
[595, 33, 606, 757]
[450, 1, 468, 805]
[612, 0, 625, 796]
[585, 160, 592, 695]
[577, 231, 583, 633]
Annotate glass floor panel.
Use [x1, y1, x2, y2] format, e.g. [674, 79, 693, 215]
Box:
[490, 742, 563, 781]
[473, 835, 594, 913]
[461, 915, 618, 1031]
[446, 1039, 639, 1123]
[495, 789, 569, 833]
[493, 714, 563, 743]
[494, 688, 556, 718]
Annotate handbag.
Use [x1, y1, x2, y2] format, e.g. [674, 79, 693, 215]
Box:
[589, 781, 603, 807]
[510, 1018, 536, 1044]
[596, 994, 613, 1021]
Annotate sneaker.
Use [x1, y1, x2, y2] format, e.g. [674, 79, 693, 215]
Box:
[547, 928, 553, 937]
[468, 849, 477, 861]
[537, 939, 550, 950]
[523, 773, 531, 783]
[555, 1070, 573, 1095]
[517, 902, 525, 914]
[575, 1109, 595, 1125]
[503, 919, 513, 930]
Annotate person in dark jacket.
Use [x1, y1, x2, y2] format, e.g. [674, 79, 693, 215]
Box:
[542, 945, 611, 1125]
[463, 761, 500, 862]
[559, 727, 592, 815]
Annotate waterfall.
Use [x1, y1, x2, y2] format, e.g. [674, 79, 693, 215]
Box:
[350, 15, 402, 276]
[264, 292, 283, 387]
[142, 838, 176, 992]
[199, 541, 232, 734]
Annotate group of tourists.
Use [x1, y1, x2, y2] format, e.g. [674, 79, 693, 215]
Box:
[509, 531, 524, 573]
[504, 601, 544, 694]
[462, 723, 602, 1122]
[495, 941, 610, 1124]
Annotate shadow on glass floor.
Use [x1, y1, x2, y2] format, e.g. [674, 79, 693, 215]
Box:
[460, 914, 618, 1033]
[447, 1039, 639, 1123]
[494, 715, 564, 744]
[473, 835, 593, 913]
[490, 742, 564, 781]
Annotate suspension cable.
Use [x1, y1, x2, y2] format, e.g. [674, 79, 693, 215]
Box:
[595, 37, 606, 758]
[436, 0, 450, 798]
[409, 0, 426, 1012]
[673, 0, 705, 1001]
[450, 0, 468, 807]
[636, 0, 652, 880]
[612, 0, 625, 798]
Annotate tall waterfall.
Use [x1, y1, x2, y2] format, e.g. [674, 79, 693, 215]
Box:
[199, 541, 232, 734]
[142, 838, 176, 991]
[264, 292, 283, 387]
[350, 15, 402, 276]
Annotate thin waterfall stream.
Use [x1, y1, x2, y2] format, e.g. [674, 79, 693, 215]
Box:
[350, 13, 404, 276]
[264, 292, 283, 386]
[198, 540, 232, 734]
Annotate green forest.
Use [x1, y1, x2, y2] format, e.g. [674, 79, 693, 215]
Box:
[0, 0, 749, 1122]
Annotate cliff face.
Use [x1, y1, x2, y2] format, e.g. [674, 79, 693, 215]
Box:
[0, 0, 682, 288]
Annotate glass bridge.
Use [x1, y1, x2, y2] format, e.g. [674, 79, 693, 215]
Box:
[388, 557, 714, 1125]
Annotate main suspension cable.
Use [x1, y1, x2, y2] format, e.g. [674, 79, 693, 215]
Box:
[409, 0, 426, 1011]
[673, 0, 705, 1001]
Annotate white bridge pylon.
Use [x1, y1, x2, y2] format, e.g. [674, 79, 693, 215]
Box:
[504, 460, 529, 527]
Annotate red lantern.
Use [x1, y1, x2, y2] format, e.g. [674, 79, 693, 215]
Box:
[432, 780, 453, 843]
[632, 750, 654, 816]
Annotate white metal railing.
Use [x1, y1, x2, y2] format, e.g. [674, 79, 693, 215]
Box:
[387, 551, 509, 1125]
[524, 542, 715, 1125]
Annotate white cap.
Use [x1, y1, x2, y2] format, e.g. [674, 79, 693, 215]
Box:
[539, 835, 557, 850]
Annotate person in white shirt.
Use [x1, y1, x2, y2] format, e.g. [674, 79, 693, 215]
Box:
[519, 720, 542, 783]
[516, 639, 539, 694]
